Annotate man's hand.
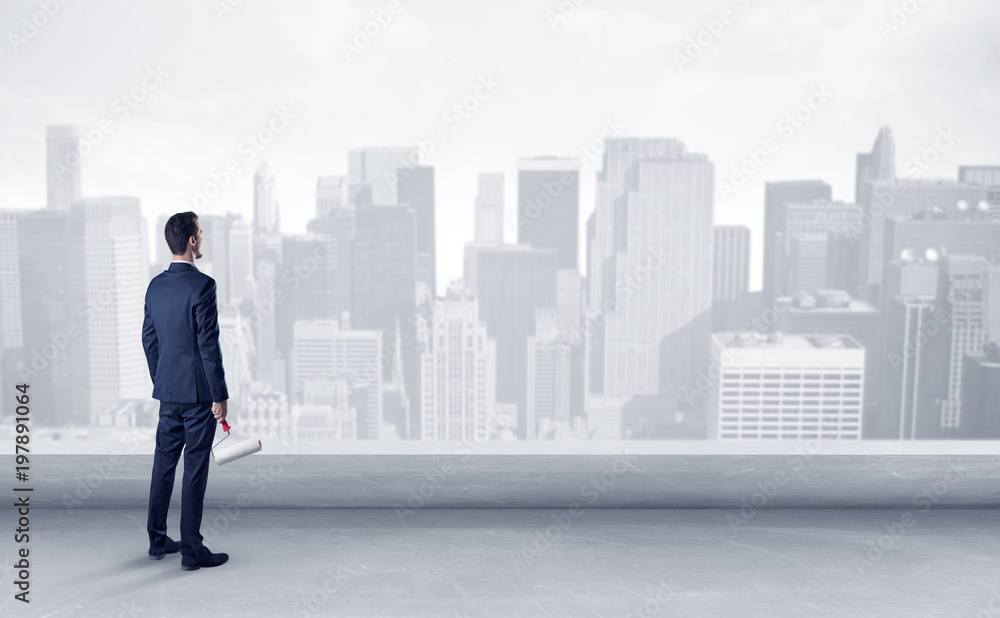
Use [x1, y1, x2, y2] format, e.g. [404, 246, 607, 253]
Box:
[212, 399, 228, 424]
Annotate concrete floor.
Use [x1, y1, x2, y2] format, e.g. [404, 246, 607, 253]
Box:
[4, 508, 1000, 617]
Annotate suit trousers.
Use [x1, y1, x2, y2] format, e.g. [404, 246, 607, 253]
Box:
[146, 400, 218, 556]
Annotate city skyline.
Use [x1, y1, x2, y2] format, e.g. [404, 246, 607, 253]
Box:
[7, 123, 999, 445]
[2, 0, 998, 293]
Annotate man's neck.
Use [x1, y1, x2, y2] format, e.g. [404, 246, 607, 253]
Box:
[172, 256, 196, 264]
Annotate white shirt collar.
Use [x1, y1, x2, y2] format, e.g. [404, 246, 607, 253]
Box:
[171, 258, 198, 271]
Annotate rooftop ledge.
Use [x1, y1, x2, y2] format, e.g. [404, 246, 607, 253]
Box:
[4, 441, 999, 509]
[19, 438, 1000, 455]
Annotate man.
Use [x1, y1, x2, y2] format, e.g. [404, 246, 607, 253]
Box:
[142, 211, 230, 571]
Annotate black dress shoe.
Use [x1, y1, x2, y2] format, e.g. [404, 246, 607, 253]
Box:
[148, 537, 181, 560]
[181, 546, 229, 571]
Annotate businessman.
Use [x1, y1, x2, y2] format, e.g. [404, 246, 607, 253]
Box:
[142, 211, 230, 571]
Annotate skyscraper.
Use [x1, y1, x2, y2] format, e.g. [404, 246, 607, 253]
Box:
[762, 180, 832, 305]
[860, 179, 986, 304]
[16, 209, 78, 425]
[517, 157, 580, 270]
[253, 162, 279, 234]
[348, 147, 419, 206]
[881, 294, 946, 440]
[70, 197, 149, 419]
[419, 296, 496, 441]
[526, 309, 572, 439]
[276, 230, 351, 360]
[46, 125, 82, 211]
[351, 205, 420, 434]
[788, 233, 829, 292]
[464, 243, 558, 438]
[960, 342, 1000, 439]
[935, 254, 996, 436]
[397, 165, 436, 293]
[229, 217, 254, 305]
[854, 126, 896, 209]
[595, 139, 714, 403]
[475, 172, 504, 244]
[0, 211, 23, 350]
[713, 225, 750, 304]
[316, 175, 347, 217]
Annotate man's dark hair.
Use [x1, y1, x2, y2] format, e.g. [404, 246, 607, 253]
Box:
[165, 212, 199, 256]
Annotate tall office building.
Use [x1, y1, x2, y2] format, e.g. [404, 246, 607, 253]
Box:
[419, 297, 496, 441]
[276, 230, 352, 359]
[935, 254, 997, 436]
[766, 196, 860, 304]
[854, 126, 896, 208]
[960, 342, 1000, 439]
[16, 210, 78, 425]
[713, 225, 750, 303]
[706, 332, 865, 440]
[526, 309, 572, 439]
[881, 204, 1000, 308]
[316, 175, 347, 217]
[882, 205, 1000, 268]
[775, 290, 882, 439]
[0, 212, 23, 350]
[0, 211, 23, 422]
[518, 157, 580, 269]
[253, 259, 279, 379]
[351, 205, 417, 376]
[958, 165, 1000, 216]
[46, 125, 82, 211]
[397, 165, 436, 293]
[348, 147, 419, 207]
[195, 212, 251, 309]
[306, 204, 356, 320]
[881, 294, 946, 440]
[291, 319, 383, 439]
[712, 225, 752, 333]
[762, 181, 832, 305]
[475, 173, 504, 244]
[592, 139, 714, 404]
[154, 214, 173, 266]
[589, 138, 692, 397]
[229, 217, 254, 305]
[826, 229, 865, 299]
[464, 243, 558, 438]
[70, 197, 149, 419]
[555, 270, 585, 418]
[253, 162, 279, 234]
[351, 205, 420, 434]
[218, 306, 253, 406]
[860, 179, 987, 303]
[788, 234, 829, 292]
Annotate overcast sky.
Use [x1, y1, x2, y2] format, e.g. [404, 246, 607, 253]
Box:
[2, 0, 998, 292]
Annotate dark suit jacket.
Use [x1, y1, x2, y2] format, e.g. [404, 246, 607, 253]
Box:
[142, 261, 229, 403]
